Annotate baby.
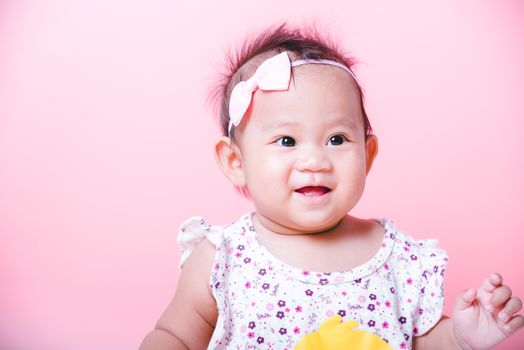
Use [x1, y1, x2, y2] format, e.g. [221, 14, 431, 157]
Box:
[140, 24, 523, 349]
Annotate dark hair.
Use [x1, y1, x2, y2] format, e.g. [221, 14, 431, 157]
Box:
[209, 23, 373, 139]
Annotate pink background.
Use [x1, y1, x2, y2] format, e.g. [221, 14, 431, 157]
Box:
[1, 0, 523, 349]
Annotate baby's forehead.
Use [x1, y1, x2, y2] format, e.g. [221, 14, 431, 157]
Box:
[290, 63, 358, 88]
[249, 67, 364, 127]
[256, 64, 361, 108]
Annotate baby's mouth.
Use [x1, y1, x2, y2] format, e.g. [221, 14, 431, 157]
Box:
[295, 186, 332, 196]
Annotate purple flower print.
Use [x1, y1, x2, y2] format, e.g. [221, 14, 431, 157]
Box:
[248, 321, 256, 329]
[433, 265, 439, 273]
[257, 336, 264, 344]
[214, 282, 220, 289]
[390, 287, 395, 294]
[338, 310, 346, 317]
[367, 320, 375, 327]
[278, 300, 286, 307]
[403, 333, 409, 341]
[389, 233, 396, 239]
[305, 289, 313, 296]
[319, 278, 329, 285]
[243, 257, 251, 264]
[405, 241, 411, 247]
[367, 304, 375, 311]
[420, 287, 425, 294]
[276, 311, 285, 319]
[237, 244, 245, 250]
[369, 293, 377, 300]
[355, 278, 362, 283]
[399, 316, 407, 324]
[279, 327, 287, 335]
[259, 268, 267, 276]
[410, 254, 418, 261]
[418, 308, 423, 315]
[262, 283, 270, 290]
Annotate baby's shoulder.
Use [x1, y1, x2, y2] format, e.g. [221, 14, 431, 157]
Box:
[177, 213, 252, 267]
[380, 218, 449, 275]
[384, 220, 445, 254]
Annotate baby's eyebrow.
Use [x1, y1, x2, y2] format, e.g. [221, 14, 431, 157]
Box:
[326, 117, 359, 131]
[262, 120, 301, 131]
[261, 116, 359, 132]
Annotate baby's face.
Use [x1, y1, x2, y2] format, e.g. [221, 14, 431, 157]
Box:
[235, 64, 376, 234]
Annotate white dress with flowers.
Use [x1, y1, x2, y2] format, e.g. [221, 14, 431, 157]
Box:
[178, 213, 448, 350]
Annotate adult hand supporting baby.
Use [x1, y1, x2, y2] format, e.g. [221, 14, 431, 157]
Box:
[452, 273, 523, 349]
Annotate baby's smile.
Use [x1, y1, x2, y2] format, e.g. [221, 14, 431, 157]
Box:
[294, 186, 332, 196]
[293, 185, 333, 205]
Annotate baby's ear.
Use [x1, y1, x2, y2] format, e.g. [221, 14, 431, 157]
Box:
[365, 134, 378, 175]
[214, 136, 246, 187]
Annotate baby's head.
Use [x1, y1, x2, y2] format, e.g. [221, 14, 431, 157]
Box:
[212, 23, 378, 233]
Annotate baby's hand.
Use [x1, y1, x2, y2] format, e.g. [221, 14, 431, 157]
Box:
[452, 273, 524, 350]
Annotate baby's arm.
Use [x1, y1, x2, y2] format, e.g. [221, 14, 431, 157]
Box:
[412, 316, 461, 349]
[414, 273, 523, 349]
[139, 239, 218, 350]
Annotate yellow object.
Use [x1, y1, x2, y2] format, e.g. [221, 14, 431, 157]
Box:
[293, 315, 392, 350]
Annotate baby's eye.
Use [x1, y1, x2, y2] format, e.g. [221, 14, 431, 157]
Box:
[327, 134, 348, 146]
[275, 136, 296, 147]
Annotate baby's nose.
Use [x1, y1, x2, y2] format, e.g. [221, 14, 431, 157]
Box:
[295, 147, 332, 172]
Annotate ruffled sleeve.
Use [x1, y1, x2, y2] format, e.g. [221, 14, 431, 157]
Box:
[177, 216, 223, 269]
[412, 239, 449, 336]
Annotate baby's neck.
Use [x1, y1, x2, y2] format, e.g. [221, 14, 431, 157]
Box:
[251, 212, 385, 272]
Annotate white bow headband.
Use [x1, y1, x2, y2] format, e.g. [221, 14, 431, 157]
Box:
[228, 51, 356, 136]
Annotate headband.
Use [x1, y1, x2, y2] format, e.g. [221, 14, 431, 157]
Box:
[227, 51, 356, 137]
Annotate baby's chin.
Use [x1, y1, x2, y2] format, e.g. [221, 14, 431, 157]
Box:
[271, 213, 347, 236]
[292, 218, 345, 235]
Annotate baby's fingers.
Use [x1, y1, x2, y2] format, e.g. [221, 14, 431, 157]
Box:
[477, 273, 504, 311]
[480, 273, 503, 294]
[490, 284, 513, 311]
[497, 297, 522, 323]
[502, 315, 524, 335]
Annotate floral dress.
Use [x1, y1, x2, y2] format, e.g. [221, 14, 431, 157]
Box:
[178, 213, 448, 350]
